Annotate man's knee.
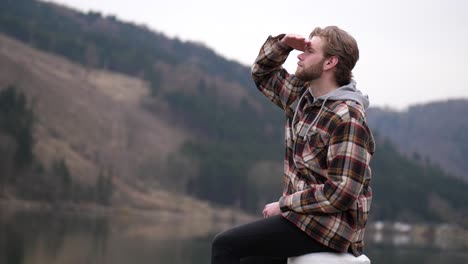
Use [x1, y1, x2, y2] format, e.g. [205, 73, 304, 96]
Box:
[211, 230, 239, 261]
[212, 230, 231, 250]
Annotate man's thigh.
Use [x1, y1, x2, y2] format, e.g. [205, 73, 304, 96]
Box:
[214, 215, 332, 259]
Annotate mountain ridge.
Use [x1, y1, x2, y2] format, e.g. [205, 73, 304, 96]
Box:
[367, 99, 468, 181]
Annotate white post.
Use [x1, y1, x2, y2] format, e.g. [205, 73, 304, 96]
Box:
[287, 252, 371, 264]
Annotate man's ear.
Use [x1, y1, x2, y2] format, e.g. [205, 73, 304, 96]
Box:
[324, 56, 339, 70]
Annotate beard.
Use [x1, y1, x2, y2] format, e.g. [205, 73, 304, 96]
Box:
[295, 59, 325, 81]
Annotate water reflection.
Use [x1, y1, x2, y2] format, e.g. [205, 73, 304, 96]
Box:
[0, 209, 110, 264]
[1, 208, 468, 264]
[0, 208, 216, 264]
[364, 221, 468, 264]
[365, 221, 468, 250]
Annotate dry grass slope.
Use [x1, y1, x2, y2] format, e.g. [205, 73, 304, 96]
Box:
[0, 33, 250, 219]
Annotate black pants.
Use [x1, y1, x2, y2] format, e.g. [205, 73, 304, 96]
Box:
[211, 215, 336, 264]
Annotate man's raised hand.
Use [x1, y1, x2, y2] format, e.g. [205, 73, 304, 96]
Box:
[280, 34, 310, 52]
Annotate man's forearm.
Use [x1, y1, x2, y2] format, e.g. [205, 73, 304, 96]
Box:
[251, 35, 305, 110]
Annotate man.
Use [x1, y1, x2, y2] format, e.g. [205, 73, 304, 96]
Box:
[211, 26, 375, 264]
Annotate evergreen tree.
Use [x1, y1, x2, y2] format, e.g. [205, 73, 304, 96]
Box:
[96, 169, 113, 205]
[0, 86, 34, 169]
[51, 159, 72, 201]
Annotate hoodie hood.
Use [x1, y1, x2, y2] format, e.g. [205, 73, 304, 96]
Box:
[316, 79, 369, 109]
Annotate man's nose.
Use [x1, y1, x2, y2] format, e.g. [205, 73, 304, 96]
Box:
[297, 53, 304, 61]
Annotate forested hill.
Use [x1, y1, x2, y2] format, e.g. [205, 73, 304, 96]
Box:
[1, 0, 468, 225]
[0, 0, 255, 95]
[367, 100, 468, 182]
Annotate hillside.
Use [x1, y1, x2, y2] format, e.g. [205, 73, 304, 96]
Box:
[1, 0, 468, 224]
[369, 136, 468, 224]
[0, 33, 251, 222]
[367, 100, 468, 182]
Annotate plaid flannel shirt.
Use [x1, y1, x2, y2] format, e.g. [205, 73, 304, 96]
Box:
[251, 35, 376, 256]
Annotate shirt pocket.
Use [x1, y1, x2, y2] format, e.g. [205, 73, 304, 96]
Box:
[301, 130, 330, 169]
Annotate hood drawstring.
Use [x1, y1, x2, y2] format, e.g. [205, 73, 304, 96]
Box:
[291, 90, 309, 141]
[291, 88, 330, 169]
[300, 96, 329, 139]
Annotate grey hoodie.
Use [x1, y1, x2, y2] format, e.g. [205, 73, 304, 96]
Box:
[317, 79, 369, 109]
[291, 79, 370, 139]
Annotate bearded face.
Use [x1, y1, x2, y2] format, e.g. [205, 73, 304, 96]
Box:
[294, 36, 329, 82]
[295, 57, 326, 81]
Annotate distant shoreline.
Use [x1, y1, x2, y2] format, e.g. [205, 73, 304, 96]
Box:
[1, 198, 131, 216]
[0, 197, 257, 224]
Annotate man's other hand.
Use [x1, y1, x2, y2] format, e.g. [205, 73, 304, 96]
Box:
[262, 202, 282, 218]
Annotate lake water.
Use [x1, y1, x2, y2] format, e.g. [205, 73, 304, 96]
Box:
[1, 208, 468, 264]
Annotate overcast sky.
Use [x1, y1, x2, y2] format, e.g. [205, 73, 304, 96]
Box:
[45, 0, 468, 110]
